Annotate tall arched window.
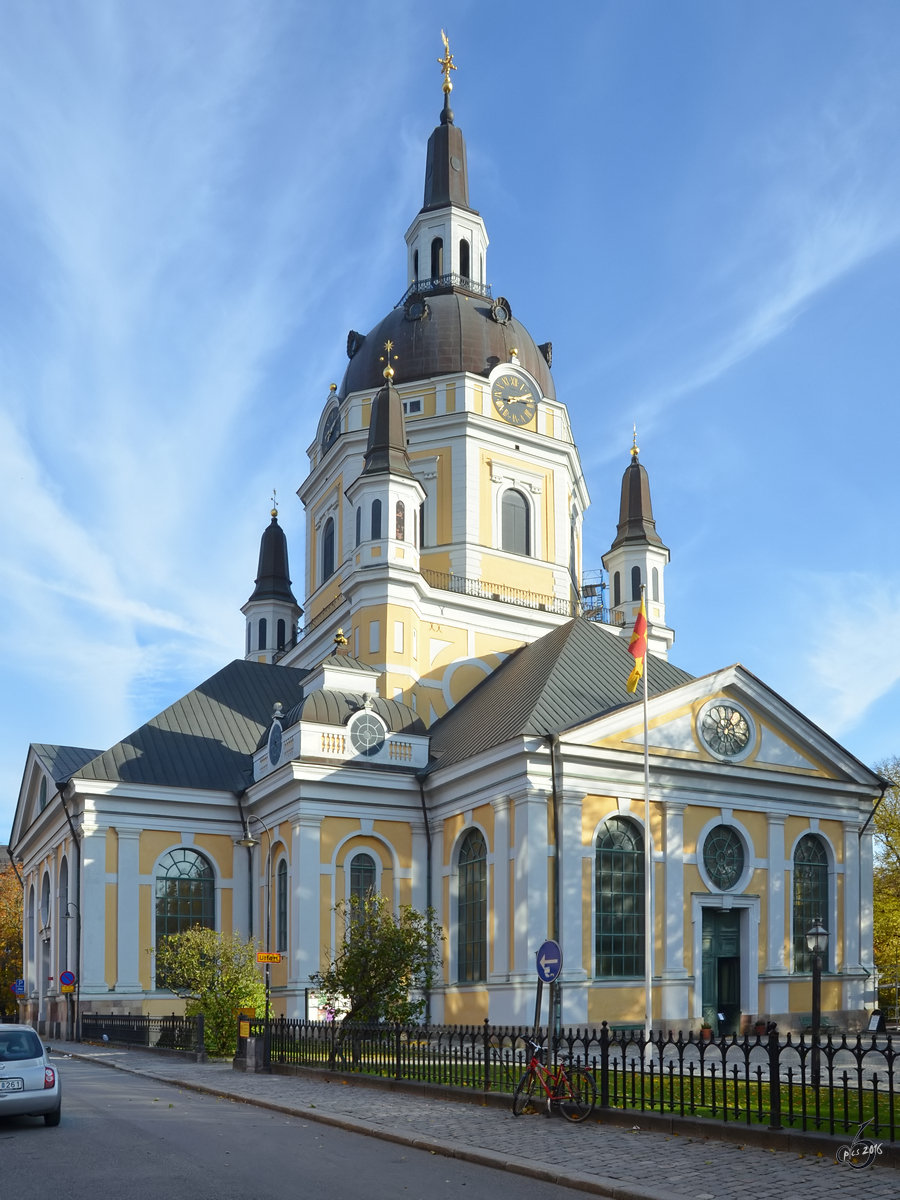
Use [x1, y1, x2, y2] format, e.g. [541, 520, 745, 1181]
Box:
[155, 848, 215, 952]
[258, 617, 267, 652]
[40, 873, 50, 929]
[277, 618, 286, 650]
[431, 237, 443, 278]
[276, 858, 288, 953]
[246, 622, 251, 655]
[322, 517, 335, 581]
[395, 500, 405, 540]
[58, 858, 68, 973]
[457, 829, 487, 982]
[595, 817, 644, 978]
[652, 567, 659, 602]
[459, 239, 470, 278]
[419, 502, 425, 548]
[27, 884, 35, 986]
[631, 565, 642, 601]
[793, 835, 828, 973]
[39, 776, 48, 811]
[350, 852, 376, 904]
[355, 506, 361, 547]
[613, 571, 621, 607]
[413, 249, 418, 280]
[371, 498, 382, 540]
[501, 489, 530, 555]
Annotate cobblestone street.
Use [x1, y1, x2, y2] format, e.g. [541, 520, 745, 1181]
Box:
[49, 1043, 898, 1200]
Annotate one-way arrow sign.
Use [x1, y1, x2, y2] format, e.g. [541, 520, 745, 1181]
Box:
[536, 939, 562, 983]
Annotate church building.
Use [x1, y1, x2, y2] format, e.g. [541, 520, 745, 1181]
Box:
[9, 47, 881, 1038]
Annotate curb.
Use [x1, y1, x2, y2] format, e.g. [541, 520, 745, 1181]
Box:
[52, 1046, 673, 1200]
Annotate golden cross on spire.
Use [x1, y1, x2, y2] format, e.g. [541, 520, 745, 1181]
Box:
[271, 488, 278, 517]
[630, 425, 639, 461]
[379, 339, 399, 380]
[438, 30, 457, 94]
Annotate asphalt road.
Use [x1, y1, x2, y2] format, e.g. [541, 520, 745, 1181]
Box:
[1, 1055, 575, 1200]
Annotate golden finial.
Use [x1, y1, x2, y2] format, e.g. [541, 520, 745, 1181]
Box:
[329, 382, 337, 393]
[379, 339, 399, 380]
[271, 488, 278, 518]
[630, 425, 639, 461]
[438, 30, 457, 95]
[334, 627, 349, 648]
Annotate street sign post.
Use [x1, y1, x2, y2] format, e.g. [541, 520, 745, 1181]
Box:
[13, 978, 25, 996]
[532, 941, 563, 1036]
[59, 970, 76, 994]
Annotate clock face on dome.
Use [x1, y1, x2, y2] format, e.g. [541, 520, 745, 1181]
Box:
[491, 374, 538, 427]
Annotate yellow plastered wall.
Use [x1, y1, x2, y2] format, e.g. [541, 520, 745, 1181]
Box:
[105, 828, 118, 873]
[139, 831, 180, 874]
[321, 817, 361, 864]
[444, 990, 489, 1023]
[588, 986, 644, 1026]
[374, 820, 412, 868]
[472, 804, 494, 852]
[682, 864, 705, 974]
[445, 382, 456, 413]
[734, 810, 767, 859]
[139, 885, 152, 989]
[683, 807, 719, 856]
[582, 859, 592, 974]
[105, 883, 117, 987]
[443, 814, 465, 864]
[319, 874, 332, 972]
[819, 820, 844, 863]
[194, 834, 234, 878]
[582, 795, 617, 845]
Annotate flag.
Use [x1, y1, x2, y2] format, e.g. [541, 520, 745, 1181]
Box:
[626, 597, 648, 693]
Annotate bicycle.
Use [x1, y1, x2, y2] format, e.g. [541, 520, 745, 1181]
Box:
[511, 1038, 596, 1122]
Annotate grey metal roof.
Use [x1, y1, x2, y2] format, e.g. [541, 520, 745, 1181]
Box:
[427, 617, 693, 772]
[608, 455, 667, 552]
[32, 744, 103, 784]
[246, 513, 299, 606]
[73, 660, 304, 792]
[281, 691, 425, 736]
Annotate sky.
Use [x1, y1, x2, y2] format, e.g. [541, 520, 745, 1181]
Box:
[2, 1, 900, 838]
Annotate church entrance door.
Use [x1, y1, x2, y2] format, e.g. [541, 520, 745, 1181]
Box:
[701, 909, 741, 1035]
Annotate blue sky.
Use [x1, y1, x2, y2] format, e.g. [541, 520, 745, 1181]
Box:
[2, 1, 900, 837]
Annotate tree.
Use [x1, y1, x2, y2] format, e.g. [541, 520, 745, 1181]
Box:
[873, 756, 900, 1010]
[0, 865, 23, 1017]
[152, 928, 265, 1056]
[311, 893, 443, 1025]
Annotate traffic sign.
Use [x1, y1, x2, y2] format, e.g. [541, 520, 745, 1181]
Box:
[257, 952, 281, 964]
[536, 939, 562, 983]
[12, 978, 25, 996]
[59, 971, 75, 987]
[61, 985, 75, 994]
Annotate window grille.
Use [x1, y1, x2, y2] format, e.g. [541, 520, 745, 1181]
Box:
[793, 834, 828, 973]
[371, 499, 382, 540]
[350, 853, 376, 904]
[457, 830, 487, 982]
[258, 617, 267, 652]
[154, 849, 215, 975]
[631, 565, 642, 601]
[595, 817, 644, 978]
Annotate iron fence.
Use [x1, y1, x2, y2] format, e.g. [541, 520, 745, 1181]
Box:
[422, 569, 574, 618]
[244, 1017, 900, 1140]
[81, 1012, 204, 1055]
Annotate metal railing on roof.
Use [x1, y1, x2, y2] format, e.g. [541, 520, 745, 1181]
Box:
[396, 274, 493, 307]
[272, 593, 346, 663]
[422, 568, 574, 618]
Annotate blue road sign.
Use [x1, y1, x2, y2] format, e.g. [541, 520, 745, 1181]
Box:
[13, 978, 25, 995]
[536, 939, 562, 983]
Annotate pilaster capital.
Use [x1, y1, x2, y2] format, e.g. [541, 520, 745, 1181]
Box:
[115, 828, 141, 842]
[557, 789, 584, 808]
[766, 814, 786, 828]
[490, 796, 511, 815]
[842, 818, 862, 835]
[293, 814, 323, 832]
[664, 801, 687, 817]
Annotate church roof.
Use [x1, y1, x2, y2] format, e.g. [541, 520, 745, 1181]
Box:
[280, 691, 425, 737]
[362, 376, 414, 477]
[246, 513, 298, 606]
[608, 455, 667, 551]
[422, 95, 473, 212]
[72, 659, 300, 793]
[32, 744, 103, 783]
[427, 617, 693, 772]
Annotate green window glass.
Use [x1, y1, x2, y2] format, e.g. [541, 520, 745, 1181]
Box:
[793, 834, 828, 973]
[458, 829, 487, 982]
[350, 852, 376, 903]
[595, 817, 644, 978]
[702, 826, 745, 891]
[276, 858, 288, 953]
[155, 848, 215, 959]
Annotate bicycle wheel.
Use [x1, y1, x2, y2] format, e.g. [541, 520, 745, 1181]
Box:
[512, 1068, 541, 1116]
[557, 1065, 597, 1123]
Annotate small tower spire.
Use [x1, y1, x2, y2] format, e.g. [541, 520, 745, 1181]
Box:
[241, 506, 303, 663]
[361, 343, 414, 477]
[438, 29, 457, 124]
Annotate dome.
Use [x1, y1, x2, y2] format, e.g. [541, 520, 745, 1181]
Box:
[339, 290, 555, 401]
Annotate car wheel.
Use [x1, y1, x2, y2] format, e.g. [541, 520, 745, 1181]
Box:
[44, 1106, 61, 1127]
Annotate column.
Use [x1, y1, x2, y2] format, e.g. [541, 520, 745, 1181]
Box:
[558, 791, 588, 1025]
[512, 790, 548, 981]
[114, 829, 142, 994]
[842, 821, 863, 1011]
[661, 802, 689, 1022]
[80, 827, 108, 995]
[764, 814, 789, 1017]
[859, 828, 875, 1006]
[489, 797, 510, 982]
[292, 816, 322, 990]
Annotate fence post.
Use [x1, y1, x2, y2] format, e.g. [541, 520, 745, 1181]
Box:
[196, 1013, 206, 1061]
[599, 1021, 610, 1109]
[767, 1023, 782, 1130]
[483, 1018, 491, 1093]
[395, 1023, 402, 1081]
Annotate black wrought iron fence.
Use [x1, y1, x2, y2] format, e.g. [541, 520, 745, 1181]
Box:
[244, 1018, 900, 1141]
[81, 1012, 204, 1054]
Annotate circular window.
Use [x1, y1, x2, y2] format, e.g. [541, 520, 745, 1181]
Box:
[268, 722, 283, 767]
[700, 703, 752, 759]
[702, 826, 745, 891]
[350, 713, 385, 757]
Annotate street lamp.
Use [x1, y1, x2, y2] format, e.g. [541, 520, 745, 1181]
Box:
[806, 918, 828, 1087]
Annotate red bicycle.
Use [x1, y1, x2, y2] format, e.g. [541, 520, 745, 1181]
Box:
[511, 1039, 596, 1123]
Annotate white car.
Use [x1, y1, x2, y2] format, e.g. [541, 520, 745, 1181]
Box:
[0, 1025, 61, 1126]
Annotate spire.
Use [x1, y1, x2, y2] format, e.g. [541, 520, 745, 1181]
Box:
[362, 343, 414, 477]
[609, 439, 668, 552]
[246, 507, 299, 604]
[422, 31, 472, 212]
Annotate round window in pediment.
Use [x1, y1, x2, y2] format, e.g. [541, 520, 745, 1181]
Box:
[350, 712, 386, 757]
[700, 703, 751, 759]
[702, 826, 745, 891]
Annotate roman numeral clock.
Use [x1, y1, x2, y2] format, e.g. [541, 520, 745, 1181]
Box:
[491, 372, 538, 426]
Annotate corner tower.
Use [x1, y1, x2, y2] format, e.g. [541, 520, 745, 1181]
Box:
[242, 508, 303, 663]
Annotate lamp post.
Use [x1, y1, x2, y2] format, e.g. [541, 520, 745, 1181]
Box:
[806, 918, 828, 1087]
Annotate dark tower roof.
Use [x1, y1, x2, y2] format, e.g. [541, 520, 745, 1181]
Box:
[609, 455, 668, 551]
[246, 512, 299, 605]
[362, 375, 414, 477]
[422, 94, 473, 213]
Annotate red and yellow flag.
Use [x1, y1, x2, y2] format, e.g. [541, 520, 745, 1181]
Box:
[626, 597, 648, 694]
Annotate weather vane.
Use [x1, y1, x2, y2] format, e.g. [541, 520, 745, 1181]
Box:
[380, 339, 399, 380]
[271, 488, 278, 517]
[438, 30, 456, 94]
[631, 426, 639, 461]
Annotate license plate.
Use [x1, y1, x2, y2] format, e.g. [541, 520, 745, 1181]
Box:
[0, 1078, 24, 1091]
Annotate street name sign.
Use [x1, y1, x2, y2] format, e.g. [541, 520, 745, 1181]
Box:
[536, 939, 562, 983]
[257, 952, 281, 964]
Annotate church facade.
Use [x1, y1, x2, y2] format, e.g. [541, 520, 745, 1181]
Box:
[9, 57, 881, 1038]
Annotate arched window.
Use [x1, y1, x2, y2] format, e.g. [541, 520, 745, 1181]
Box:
[371, 498, 382, 540]
[39, 776, 48, 811]
[457, 829, 487, 982]
[40, 873, 51, 929]
[276, 858, 288, 953]
[350, 852, 376, 904]
[395, 500, 405, 541]
[419, 502, 425, 548]
[258, 617, 267, 652]
[631, 565, 642, 601]
[413, 248, 418, 280]
[501, 489, 530, 555]
[155, 848, 215, 955]
[479, 254, 483, 282]
[58, 858, 68, 973]
[355, 506, 361, 547]
[652, 567, 659, 602]
[322, 517, 335, 581]
[246, 622, 251, 655]
[27, 884, 35, 984]
[431, 237, 443, 278]
[613, 571, 621, 607]
[595, 817, 644, 978]
[277, 619, 286, 650]
[459, 239, 470, 278]
[793, 835, 828, 973]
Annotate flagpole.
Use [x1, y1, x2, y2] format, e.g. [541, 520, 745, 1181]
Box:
[642, 584, 652, 1047]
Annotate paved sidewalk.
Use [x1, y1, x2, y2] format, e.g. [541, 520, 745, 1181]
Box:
[47, 1042, 893, 1200]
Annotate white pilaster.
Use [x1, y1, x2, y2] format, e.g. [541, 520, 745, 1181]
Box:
[114, 829, 142, 993]
[293, 817, 322, 991]
[489, 797, 510, 984]
[660, 802, 689, 1023]
[859, 828, 875, 1005]
[80, 827, 108, 995]
[764, 814, 789, 1017]
[842, 820, 865, 1013]
[512, 791, 549, 981]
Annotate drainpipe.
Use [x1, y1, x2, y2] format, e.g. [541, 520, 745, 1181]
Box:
[5, 845, 24, 889]
[547, 735, 562, 1040]
[59, 785, 81, 1041]
[416, 772, 433, 1025]
[859, 776, 891, 840]
[237, 792, 254, 939]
